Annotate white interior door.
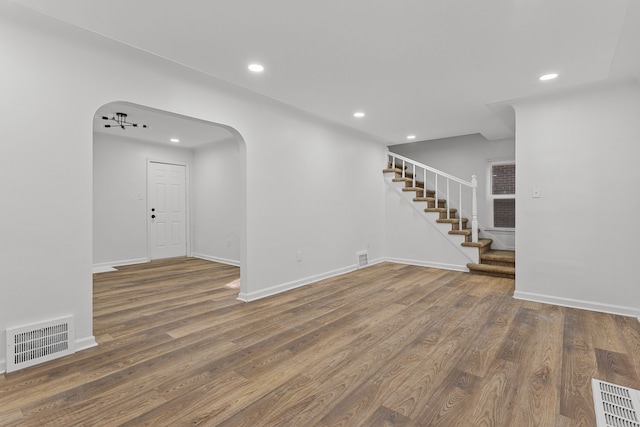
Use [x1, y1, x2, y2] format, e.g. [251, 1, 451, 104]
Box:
[148, 161, 187, 260]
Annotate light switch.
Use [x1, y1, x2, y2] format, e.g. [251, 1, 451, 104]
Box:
[532, 187, 541, 198]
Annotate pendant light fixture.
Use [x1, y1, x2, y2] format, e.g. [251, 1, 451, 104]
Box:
[101, 112, 147, 129]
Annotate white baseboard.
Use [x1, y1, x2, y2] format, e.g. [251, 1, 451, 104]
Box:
[236, 257, 392, 302]
[385, 257, 469, 272]
[363, 257, 385, 268]
[75, 335, 98, 352]
[514, 290, 640, 319]
[92, 258, 149, 274]
[238, 264, 358, 302]
[192, 253, 240, 267]
[92, 266, 116, 273]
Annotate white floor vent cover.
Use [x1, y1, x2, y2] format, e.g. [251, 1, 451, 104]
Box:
[356, 251, 368, 269]
[592, 378, 640, 427]
[6, 316, 75, 373]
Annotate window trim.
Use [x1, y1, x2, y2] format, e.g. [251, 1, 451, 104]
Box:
[486, 159, 515, 231]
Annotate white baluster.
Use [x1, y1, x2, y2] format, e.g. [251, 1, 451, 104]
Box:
[471, 175, 478, 243]
[402, 160, 405, 178]
[423, 169, 427, 198]
[459, 183, 463, 233]
[412, 164, 416, 188]
[446, 179, 450, 219]
[435, 174, 438, 210]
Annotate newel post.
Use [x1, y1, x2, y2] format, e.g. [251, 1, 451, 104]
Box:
[471, 175, 478, 243]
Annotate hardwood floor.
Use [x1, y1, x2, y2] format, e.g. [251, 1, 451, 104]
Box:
[1, 258, 639, 426]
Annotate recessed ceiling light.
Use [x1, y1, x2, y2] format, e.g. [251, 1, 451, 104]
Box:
[407, 135, 416, 140]
[170, 138, 180, 143]
[539, 73, 558, 81]
[248, 64, 264, 72]
[353, 112, 365, 118]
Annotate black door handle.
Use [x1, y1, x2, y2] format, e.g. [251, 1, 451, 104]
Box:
[151, 215, 156, 219]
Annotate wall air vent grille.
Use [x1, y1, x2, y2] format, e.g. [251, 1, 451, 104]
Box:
[6, 316, 75, 373]
[592, 378, 640, 427]
[356, 251, 368, 269]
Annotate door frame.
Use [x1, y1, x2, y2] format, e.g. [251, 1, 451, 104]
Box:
[147, 158, 191, 260]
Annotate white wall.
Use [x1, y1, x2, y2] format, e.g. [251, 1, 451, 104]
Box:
[192, 139, 242, 266]
[93, 133, 194, 268]
[388, 134, 515, 249]
[0, 3, 386, 371]
[513, 80, 640, 318]
[239, 119, 387, 300]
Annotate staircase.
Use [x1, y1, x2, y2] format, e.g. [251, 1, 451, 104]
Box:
[384, 154, 515, 279]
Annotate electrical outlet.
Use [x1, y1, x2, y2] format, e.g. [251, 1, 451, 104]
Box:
[296, 250, 302, 262]
[227, 239, 231, 247]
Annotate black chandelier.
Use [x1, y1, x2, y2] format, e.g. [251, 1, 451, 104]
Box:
[101, 112, 147, 130]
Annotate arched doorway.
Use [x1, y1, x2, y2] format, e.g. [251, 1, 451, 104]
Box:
[92, 101, 246, 296]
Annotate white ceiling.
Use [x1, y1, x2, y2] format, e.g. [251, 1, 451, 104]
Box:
[14, 0, 640, 144]
[94, 102, 234, 148]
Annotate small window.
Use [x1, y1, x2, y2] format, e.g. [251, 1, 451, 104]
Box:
[488, 162, 515, 229]
[491, 164, 515, 195]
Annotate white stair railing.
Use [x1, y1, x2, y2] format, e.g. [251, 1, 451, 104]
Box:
[388, 150, 478, 243]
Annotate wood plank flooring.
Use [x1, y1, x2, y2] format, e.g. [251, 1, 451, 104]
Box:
[1, 258, 639, 426]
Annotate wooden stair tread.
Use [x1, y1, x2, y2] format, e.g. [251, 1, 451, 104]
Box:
[436, 218, 467, 224]
[402, 186, 425, 192]
[449, 229, 473, 235]
[461, 238, 493, 248]
[392, 174, 426, 188]
[383, 168, 402, 174]
[425, 208, 457, 213]
[467, 263, 515, 273]
[413, 197, 445, 203]
[466, 263, 515, 279]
